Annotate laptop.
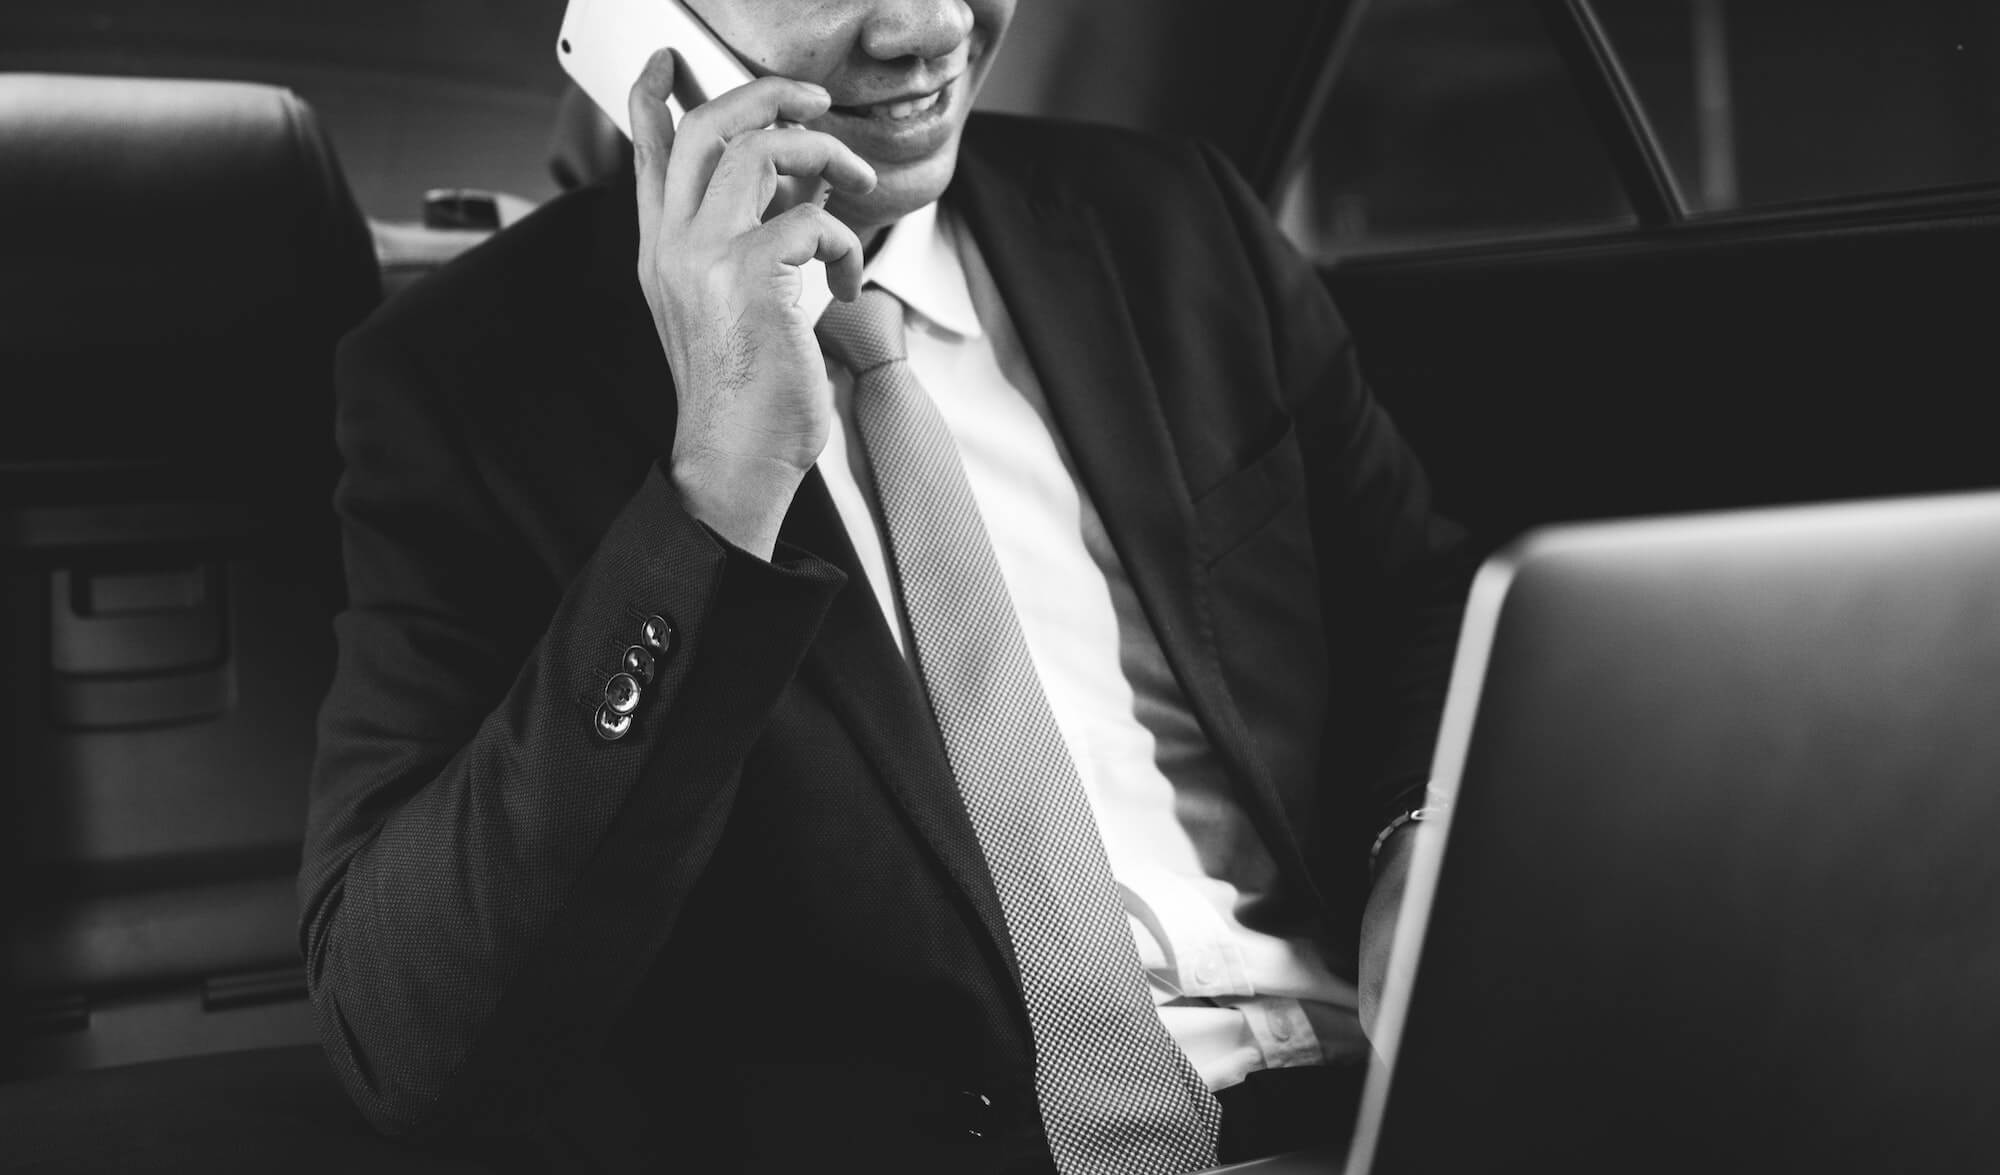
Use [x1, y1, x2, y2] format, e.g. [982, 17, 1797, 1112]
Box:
[1340, 490, 2000, 1174]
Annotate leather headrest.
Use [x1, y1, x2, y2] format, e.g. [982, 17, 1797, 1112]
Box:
[0, 73, 380, 502]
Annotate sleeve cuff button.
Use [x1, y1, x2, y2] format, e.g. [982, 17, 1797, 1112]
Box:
[641, 614, 677, 657]
[594, 704, 633, 741]
[621, 644, 656, 684]
[604, 672, 642, 715]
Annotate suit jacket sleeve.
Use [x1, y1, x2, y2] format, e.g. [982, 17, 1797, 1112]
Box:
[1191, 142, 1475, 849]
[297, 313, 846, 1138]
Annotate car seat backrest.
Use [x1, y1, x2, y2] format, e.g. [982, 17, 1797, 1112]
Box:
[0, 72, 379, 1076]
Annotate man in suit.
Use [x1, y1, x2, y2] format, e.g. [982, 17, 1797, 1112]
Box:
[299, 1, 1471, 1171]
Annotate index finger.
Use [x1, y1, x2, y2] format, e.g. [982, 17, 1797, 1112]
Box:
[629, 48, 679, 249]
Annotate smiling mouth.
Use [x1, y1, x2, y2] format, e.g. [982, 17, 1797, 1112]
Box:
[831, 83, 950, 122]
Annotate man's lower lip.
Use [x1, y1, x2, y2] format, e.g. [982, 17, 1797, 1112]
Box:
[825, 83, 957, 163]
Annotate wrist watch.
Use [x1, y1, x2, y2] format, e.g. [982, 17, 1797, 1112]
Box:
[1370, 805, 1447, 872]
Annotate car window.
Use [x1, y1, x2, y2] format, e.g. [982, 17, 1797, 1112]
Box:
[1275, 0, 1637, 260]
[1589, 0, 2000, 214]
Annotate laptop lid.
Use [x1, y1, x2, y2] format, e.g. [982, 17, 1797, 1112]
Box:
[1347, 491, 2000, 1174]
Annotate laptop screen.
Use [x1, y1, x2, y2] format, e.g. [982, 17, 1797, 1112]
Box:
[1349, 491, 2000, 1174]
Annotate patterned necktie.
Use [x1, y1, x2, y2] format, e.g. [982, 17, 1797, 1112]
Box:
[818, 287, 1223, 1174]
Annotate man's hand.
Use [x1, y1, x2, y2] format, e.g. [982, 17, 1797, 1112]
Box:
[628, 49, 876, 558]
[1359, 822, 1418, 1039]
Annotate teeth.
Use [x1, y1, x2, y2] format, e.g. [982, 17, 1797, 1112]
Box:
[866, 90, 942, 120]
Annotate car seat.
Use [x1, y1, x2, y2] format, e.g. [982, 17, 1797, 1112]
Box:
[0, 71, 379, 1077]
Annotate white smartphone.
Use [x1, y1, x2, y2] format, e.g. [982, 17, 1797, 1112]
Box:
[556, 0, 834, 319]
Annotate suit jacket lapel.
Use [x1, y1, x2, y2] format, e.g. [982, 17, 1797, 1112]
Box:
[781, 472, 1025, 988]
[948, 138, 1314, 887]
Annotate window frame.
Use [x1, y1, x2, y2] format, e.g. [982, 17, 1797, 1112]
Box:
[1258, 0, 2000, 249]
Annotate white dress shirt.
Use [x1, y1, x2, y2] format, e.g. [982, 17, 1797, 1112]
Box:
[814, 201, 1366, 1091]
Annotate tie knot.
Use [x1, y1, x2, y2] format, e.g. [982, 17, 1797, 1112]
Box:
[815, 285, 908, 374]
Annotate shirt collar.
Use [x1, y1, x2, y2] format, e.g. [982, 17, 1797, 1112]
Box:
[861, 200, 986, 341]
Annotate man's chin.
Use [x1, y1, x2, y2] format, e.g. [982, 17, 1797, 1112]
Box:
[827, 151, 962, 239]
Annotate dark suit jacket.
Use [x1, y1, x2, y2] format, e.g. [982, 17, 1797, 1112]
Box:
[299, 112, 1470, 1174]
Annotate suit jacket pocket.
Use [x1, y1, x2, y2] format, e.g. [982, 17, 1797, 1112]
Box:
[1192, 422, 1306, 568]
